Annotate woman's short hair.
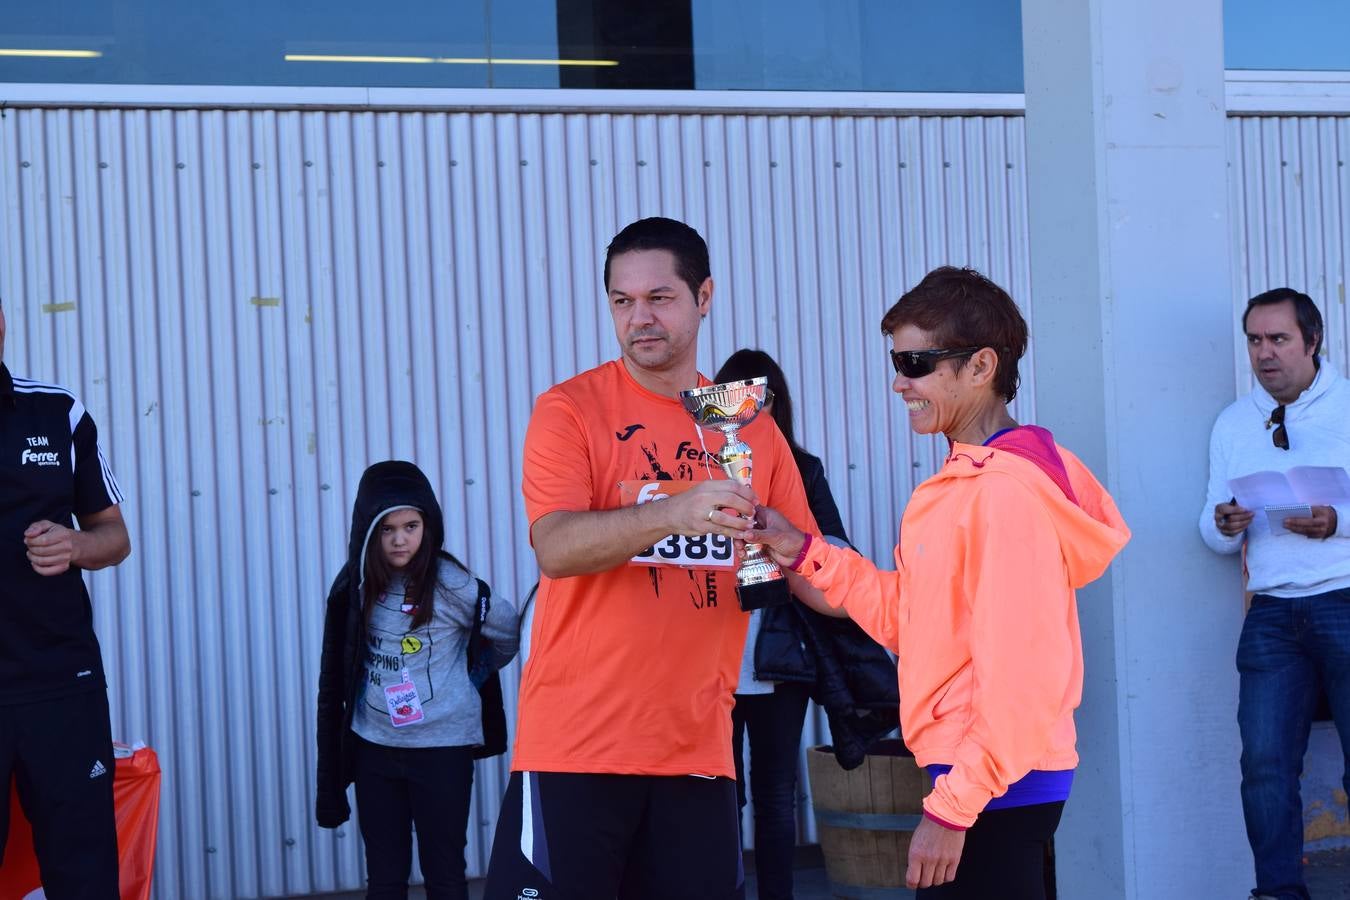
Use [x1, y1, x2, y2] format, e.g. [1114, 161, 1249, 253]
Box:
[880, 266, 1029, 403]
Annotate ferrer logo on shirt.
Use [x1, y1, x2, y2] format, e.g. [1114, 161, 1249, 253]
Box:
[22, 436, 59, 466]
[20, 448, 60, 467]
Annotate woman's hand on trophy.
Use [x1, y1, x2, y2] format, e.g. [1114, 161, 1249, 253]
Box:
[668, 480, 758, 537]
[744, 505, 807, 568]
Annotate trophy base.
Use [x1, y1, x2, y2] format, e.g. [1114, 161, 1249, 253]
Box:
[736, 578, 790, 611]
[735, 547, 788, 611]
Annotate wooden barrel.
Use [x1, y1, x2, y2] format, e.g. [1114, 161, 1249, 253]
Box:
[806, 740, 927, 899]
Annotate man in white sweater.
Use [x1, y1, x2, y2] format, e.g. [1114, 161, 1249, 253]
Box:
[1200, 287, 1350, 900]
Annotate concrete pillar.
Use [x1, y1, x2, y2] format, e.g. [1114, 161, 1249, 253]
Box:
[1021, 1, 1250, 896]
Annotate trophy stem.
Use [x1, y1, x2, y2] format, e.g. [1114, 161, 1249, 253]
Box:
[718, 425, 788, 611]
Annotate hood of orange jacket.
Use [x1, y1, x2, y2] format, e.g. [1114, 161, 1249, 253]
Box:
[933, 427, 1128, 590]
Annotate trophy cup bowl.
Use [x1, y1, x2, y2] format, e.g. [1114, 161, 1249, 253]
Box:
[679, 378, 790, 611]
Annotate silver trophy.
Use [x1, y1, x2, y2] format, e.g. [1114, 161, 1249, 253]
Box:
[679, 377, 790, 611]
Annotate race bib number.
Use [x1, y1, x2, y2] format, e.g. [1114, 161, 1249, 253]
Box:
[633, 532, 736, 568]
[618, 480, 737, 570]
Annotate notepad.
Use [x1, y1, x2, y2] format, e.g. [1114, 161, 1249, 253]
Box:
[1264, 503, 1313, 535]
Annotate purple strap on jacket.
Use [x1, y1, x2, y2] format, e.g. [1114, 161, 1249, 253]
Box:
[925, 764, 1074, 811]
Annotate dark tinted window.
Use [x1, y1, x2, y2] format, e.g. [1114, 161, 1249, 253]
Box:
[0, 0, 1024, 91]
[694, 1, 1023, 92]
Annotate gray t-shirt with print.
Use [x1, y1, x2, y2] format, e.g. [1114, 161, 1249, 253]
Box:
[353, 559, 519, 749]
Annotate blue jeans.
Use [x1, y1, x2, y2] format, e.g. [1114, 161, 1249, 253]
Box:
[1237, 589, 1350, 900]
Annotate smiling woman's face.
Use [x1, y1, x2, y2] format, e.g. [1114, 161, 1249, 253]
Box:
[888, 324, 986, 438]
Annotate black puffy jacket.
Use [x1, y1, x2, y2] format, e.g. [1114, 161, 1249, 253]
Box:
[314, 461, 507, 828]
[753, 451, 899, 770]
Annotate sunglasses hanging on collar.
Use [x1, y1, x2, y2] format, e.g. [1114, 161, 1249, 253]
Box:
[1266, 404, 1289, 450]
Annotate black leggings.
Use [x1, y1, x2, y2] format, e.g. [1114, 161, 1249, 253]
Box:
[917, 801, 1064, 900]
[353, 736, 475, 900]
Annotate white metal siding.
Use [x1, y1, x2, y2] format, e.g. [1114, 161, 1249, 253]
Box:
[1, 105, 1030, 899]
[1228, 115, 1350, 383]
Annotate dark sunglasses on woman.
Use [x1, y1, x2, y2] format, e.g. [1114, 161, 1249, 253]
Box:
[890, 347, 982, 378]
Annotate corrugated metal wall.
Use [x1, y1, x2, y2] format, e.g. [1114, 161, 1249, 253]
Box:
[1228, 115, 1350, 381]
[6, 100, 1350, 900]
[5, 99, 1349, 900]
[0, 107, 1032, 899]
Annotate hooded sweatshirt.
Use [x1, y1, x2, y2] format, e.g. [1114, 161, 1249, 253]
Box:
[1199, 359, 1350, 596]
[793, 426, 1130, 828]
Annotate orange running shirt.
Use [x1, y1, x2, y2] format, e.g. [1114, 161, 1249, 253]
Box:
[515, 360, 818, 777]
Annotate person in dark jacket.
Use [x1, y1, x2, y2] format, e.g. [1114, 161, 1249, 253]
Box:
[315, 460, 519, 900]
[714, 350, 898, 900]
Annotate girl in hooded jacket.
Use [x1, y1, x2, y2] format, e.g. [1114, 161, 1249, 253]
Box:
[316, 461, 520, 900]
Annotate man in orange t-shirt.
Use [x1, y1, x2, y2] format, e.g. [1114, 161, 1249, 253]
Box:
[483, 217, 817, 900]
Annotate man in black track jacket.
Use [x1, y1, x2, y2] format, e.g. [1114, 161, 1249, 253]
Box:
[0, 297, 131, 898]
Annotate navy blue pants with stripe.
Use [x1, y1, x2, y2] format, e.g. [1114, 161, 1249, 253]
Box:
[0, 689, 119, 900]
[483, 771, 744, 900]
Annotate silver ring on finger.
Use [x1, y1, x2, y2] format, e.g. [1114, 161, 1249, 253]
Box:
[707, 508, 716, 523]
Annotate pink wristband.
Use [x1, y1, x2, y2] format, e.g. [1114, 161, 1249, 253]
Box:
[924, 810, 968, 832]
[787, 532, 812, 571]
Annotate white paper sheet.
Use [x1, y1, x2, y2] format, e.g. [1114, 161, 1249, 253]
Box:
[1228, 466, 1350, 509]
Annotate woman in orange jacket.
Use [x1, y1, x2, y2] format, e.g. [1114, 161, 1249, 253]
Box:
[749, 267, 1130, 899]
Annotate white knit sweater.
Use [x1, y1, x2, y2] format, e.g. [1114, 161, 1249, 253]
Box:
[1199, 359, 1350, 597]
